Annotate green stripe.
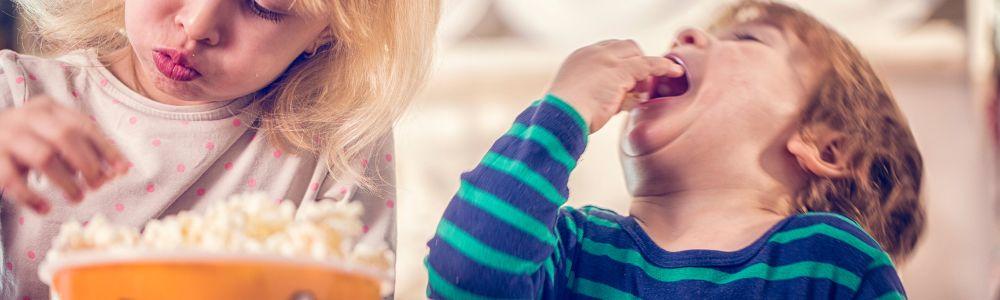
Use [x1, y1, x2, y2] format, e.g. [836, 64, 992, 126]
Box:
[585, 214, 621, 229]
[543, 94, 590, 139]
[457, 180, 556, 247]
[573, 278, 641, 300]
[425, 258, 493, 300]
[561, 208, 584, 242]
[505, 123, 577, 171]
[770, 223, 893, 268]
[481, 152, 566, 206]
[875, 291, 906, 300]
[580, 238, 862, 290]
[436, 219, 539, 274]
[543, 257, 556, 284]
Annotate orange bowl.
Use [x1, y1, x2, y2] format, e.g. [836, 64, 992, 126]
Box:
[39, 251, 388, 300]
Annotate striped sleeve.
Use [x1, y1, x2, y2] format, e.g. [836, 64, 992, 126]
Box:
[425, 94, 589, 299]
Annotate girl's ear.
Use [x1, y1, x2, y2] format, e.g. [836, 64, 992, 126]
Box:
[305, 27, 334, 55]
[786, 126, 849, 178]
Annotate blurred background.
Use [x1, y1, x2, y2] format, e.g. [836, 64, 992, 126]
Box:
[2, 0, 998, 299]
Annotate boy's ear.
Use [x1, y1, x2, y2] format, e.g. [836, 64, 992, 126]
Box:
[786, 126, 849, 178]
[305, 27, 334, 55]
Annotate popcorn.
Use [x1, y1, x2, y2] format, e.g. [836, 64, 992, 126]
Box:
[44, 193, 393, 273]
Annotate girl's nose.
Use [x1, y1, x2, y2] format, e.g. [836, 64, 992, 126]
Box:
[174, 1, 223, 46]
[673, 28, 711, 49]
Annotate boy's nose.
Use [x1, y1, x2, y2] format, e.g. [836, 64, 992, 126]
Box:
[175, 1, 224, 46]
[673, 28, 710, 49]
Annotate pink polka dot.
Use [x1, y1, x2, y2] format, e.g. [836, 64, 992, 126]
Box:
[205, 141, 216, 151]
[385, 199, 395, 209]
[100, 79, 109, 86]
[273, 149, 282, 158]
[385, 154, 393, 162]
[180, 120, 190, 125]
[89, 115, 97, 122]
[146, 183, 156, 193]
[18, 216, 24, 225]
[127, 162, 134, 169]
[28, 73, 36, 81]
[5, 262, 12, 271]
[232, 118, 242, 127]
[128, 116, 138, 125]
[247, 178, 257, 188]
[176, 163, 186, 173]
[339, 187, 348, 195]
[14, 76, 24, 84]
[196, 188, 206, 196]
[151, 138, 161, 147]
[26, 250, 36, 261]
[114, 203, 124, 212]
[362, 225, 370, 233]
[249, 134, 257, 142]
[361, 159, 369, 168]
[22, 296, 29, 300]
[82, 220, 89, 227]
[310, 182, 320, 191]
[71, 90, 79, 98]
[274, 198, 284, 204]
[224, 162, 234, 170]
[111, 98, 121, 105]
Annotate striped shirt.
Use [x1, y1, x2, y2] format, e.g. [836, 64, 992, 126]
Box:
[425, 94, 907, 299]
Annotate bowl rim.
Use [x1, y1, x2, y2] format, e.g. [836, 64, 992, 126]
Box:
[37, 249, 393, 286]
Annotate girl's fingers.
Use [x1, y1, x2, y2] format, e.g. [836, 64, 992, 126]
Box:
[7, 132, 84, 202]
[52, 109, 128, 180]
[29, 116, 106, 188]
[0, 153, 50, 214]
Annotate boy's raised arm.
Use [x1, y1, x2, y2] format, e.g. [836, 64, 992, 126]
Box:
[425, 94, 589, 299]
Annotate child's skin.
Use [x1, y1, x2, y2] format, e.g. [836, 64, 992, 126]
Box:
[0, 0, 329, 213]
[550, 23, 845, 252]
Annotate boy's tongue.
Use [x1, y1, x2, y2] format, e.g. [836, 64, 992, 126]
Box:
[650, 73, 690, 99]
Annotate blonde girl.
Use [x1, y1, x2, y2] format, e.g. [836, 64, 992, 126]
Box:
[0, 0, 438, 298]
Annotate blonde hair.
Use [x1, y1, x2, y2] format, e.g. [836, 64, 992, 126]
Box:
[713, 1, 925, 260]
[14, 0, 440, 189]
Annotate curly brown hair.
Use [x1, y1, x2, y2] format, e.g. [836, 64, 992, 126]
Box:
[712, 1, 925, 260]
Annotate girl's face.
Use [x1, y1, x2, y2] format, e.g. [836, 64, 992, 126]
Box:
[620, 23, 822, 191]
[122, 0, 328, 104]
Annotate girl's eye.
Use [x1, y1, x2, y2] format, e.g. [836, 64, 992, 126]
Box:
[734, 33, 762, 43]
[247, 0, 285, 23]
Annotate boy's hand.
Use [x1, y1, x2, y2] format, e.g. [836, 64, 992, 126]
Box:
[548, 39, 684, 133]
[0, 95, 130, 214]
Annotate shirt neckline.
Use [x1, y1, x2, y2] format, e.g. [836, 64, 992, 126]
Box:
[78, 48, 255, 121]
[618, 212, 796, 268]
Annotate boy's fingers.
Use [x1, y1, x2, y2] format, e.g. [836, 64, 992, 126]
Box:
[0, 156, 50, 214]
[603, 39, 643, 58]
[646, 56, 684, 78]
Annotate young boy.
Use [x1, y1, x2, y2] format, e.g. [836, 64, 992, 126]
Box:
[425, 1, 922, 299]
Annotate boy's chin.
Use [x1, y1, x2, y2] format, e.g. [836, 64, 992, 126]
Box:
[622, 123, 684, 157]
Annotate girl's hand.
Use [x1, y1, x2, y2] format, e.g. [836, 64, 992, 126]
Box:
[0, 95, 130, 214]
[547, 39, 684, 133]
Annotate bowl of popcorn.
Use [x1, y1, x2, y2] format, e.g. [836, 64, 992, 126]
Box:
[38, 193, 393, 300]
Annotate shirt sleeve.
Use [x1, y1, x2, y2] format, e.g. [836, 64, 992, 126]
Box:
[425, 94, 590, 299]
[852, 265, 907, 300]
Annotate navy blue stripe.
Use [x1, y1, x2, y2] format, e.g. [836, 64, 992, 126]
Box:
[462, 167, 561, 221]
[427, 236, 543, 298]
[488, 135, 572, 189]
[513, 101, 587, 158]
[442, 196, 554, 262]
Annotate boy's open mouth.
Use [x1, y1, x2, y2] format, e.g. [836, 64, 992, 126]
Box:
[649, 55, 690, 100]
